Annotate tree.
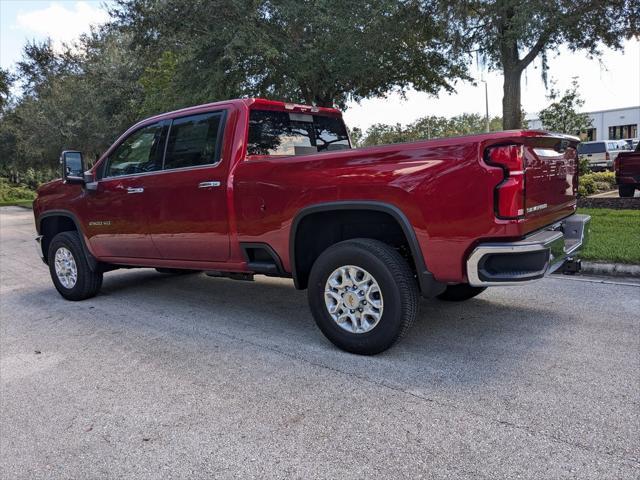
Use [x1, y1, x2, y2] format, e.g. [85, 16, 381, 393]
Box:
[0, 30, 147, 182]
[348, 127, 364, 147]
[538, 79, 592, 135]
[0, 69, 13, 113]
[360, 113, 503, 146]
[444, 0, 639, 129]
[111, 0, 468, 108]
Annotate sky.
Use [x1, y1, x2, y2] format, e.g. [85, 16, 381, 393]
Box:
[1, 0, 639, 131]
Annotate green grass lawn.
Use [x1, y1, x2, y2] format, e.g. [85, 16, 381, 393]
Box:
[578, 208, 640, 264]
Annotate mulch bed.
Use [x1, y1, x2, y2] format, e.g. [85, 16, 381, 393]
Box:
[577, 197, 639, 209]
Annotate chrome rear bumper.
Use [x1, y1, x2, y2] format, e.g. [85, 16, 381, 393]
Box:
[466, 214, 590, 287]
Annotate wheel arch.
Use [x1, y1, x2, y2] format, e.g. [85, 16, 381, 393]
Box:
[289, 201, 444, 297]
[38, 210, 98, 271]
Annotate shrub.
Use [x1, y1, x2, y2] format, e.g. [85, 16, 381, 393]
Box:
[578, 175, 596, 197]
[0, 178, 36, 203]
[577, 171, 616, 197]
[578, 156, 591, 176]
[589, 171, 615, 188]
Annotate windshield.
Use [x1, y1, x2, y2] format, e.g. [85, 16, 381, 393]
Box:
[247, 110, 350, 156]
[577, 143, 605, 154]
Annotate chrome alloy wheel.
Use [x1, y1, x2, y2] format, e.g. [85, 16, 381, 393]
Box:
[324, 265, 384, 334]
[54, 246, 78, 289]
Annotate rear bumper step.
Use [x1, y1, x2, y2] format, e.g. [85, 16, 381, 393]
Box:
[466, 214, 590, 286]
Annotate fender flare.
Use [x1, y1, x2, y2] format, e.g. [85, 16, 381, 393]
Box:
[289, 201, 445, 297]
[37, 210, 99, 271]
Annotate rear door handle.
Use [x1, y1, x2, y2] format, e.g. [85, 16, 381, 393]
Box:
[127, 187, 144, 194]
[198, 181, 221, 188]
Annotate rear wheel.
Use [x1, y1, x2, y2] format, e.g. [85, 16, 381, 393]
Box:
[618, 185, 635, 197]
[48, 231, 103, 301]
[436, 284, 486, 302]
[307, 238, 418, 355]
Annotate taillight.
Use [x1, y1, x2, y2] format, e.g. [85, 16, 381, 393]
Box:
[605, 152, 610, 161]
[486, 145, 525, 219]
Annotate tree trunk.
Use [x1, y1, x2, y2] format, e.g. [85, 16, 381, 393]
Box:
[498, 8, 524, 131]
[502, 67, 522, 129]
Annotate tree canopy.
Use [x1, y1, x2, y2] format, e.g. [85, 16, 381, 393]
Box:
[111, 0, 468, 109]
[1, 0, 469, 182]
[443, 0, 639, 129]
[357, 113, 503, 147]
[1, 0, 637, 185]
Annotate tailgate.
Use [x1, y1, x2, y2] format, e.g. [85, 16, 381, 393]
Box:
[618, 153, 640, 177]
[522, 136, 579, 232]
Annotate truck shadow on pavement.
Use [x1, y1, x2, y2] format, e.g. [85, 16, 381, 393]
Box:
[21, 268, 562, 388]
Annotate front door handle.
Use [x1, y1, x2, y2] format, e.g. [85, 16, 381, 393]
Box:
[127, 187, 144, 194]
[198, 181, 221, 188]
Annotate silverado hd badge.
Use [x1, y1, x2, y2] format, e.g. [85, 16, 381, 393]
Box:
[88, 221, 111, 226]
[526, 203, 548, 214]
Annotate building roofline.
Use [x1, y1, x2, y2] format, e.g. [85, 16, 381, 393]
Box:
[584, 105, 640, 115]
[528, 105, 640, 122]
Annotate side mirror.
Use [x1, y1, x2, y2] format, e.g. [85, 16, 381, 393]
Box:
[60, 150, 85, 184]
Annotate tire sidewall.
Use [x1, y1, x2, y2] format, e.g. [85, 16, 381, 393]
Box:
[308, 243, 407, 354]
[618, 185, 635, 197]
[48, 232, 94, 300]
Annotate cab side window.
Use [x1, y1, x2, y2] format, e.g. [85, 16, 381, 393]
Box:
[104, 123, 164, 178]
[163, 112, 224, 170]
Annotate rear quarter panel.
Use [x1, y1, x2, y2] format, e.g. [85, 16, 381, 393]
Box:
[234, 139, 511, 283]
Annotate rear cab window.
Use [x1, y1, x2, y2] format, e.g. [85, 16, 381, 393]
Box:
[247, 109, 350, 156]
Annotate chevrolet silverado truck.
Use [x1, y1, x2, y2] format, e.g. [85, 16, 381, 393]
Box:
[615, 141, 640, 197]
[34, 98, 590, 354]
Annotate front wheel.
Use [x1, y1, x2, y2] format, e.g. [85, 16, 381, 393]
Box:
[48, 231, 103, 301]
[618, 185, 635, 198]
[436, 284, 486, 301]
[307, 239, 418, 355]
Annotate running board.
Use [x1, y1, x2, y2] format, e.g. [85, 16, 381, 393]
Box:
[205, 271, 255, 281]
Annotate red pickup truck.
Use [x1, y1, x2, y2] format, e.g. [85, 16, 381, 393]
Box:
[614, 142, 640, 197]
[34, 98, 590, 354]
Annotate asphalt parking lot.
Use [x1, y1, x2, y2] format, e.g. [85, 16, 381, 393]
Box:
[1, 206, 639, 479]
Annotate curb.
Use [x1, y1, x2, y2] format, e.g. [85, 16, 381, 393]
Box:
[581, 261, 640, 278]
[586, 190, 618, 198]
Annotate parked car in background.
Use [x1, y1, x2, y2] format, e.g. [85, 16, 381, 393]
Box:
[577, 140, 631, 171]
[622, 138, 639, 150]
[615, 141, 640, 197]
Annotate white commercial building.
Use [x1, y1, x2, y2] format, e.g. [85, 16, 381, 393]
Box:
[528, 106, 640, 141]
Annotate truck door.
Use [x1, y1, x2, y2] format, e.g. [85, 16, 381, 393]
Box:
[144, 110, 230, 262]
[83, 121, 166, 259]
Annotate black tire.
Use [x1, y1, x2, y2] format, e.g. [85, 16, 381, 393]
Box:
[618, 185, 635, 198]
[48, 231, 103, 301]
[155, 268, 201, 275]
[307, 238, 418, 355]
[436, 284, 486, 301]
